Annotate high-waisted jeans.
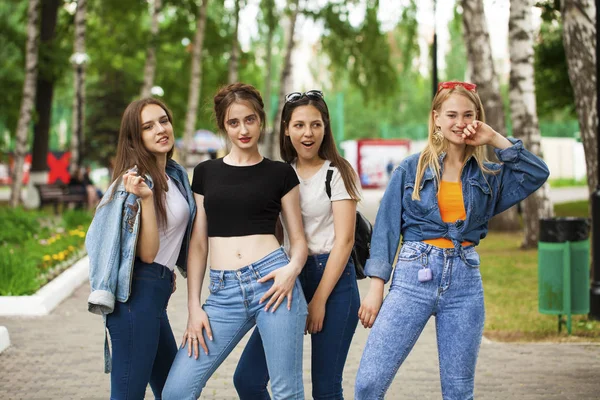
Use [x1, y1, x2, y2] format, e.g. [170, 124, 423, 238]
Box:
[355, 241, 485, 400]
[234, 253, 360, 400]
[162, 247, 308, 400]
[106, 259, 176, 400]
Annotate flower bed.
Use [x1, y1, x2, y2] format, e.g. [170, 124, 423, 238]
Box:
[0, 207, 92, 296]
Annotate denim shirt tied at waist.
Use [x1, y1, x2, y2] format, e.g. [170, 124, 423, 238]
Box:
[86, 159, 197, 316]
[364, 138, 550, 283]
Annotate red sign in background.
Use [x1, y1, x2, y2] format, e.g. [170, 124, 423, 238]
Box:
[2, 152, 72, 184]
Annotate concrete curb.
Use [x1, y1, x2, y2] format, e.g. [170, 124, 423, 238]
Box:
[481, 335, 493, 345]
[0, 326, 9, 353]
[0, 256, 89, 317]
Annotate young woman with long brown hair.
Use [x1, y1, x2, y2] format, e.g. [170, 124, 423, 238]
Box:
[234, 90, 361, 399]
[86, 98, 196, 399]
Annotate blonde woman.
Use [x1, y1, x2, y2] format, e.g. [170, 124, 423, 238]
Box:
[355, 81, 550, 399]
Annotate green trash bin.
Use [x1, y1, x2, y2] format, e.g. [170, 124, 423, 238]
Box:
[538, 217, 590, 334]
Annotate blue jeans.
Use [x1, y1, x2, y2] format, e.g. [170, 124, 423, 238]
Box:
[162, 247, 308, 400]
[234, 254, 360, 399]
[106, 259, 177, 400]
[355, 241, 485, 400]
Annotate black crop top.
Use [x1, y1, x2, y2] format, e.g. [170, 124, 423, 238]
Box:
[191, 158, 299, 237]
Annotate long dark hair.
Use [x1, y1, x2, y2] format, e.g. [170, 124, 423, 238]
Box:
[279, 95, 360, 201]
[110, 98, 174, 227]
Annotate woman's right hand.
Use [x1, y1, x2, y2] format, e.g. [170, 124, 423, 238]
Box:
[182, 306, 213, 359]
[358, 282, 384, 328]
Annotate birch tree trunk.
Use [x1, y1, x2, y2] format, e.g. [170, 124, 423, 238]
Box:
[10, 0, 40, 207]
[69, 0, 87, 174]
[461, 0, 520, 231]
[267, 0, 299, 159]
[140, 0, 162, 98]
[182, 0, 209, 167]
[262, 0, 276, 127]
[228, 0, 241, 84]
[561, 0, 597, 198]
[509, 0, 554, 248]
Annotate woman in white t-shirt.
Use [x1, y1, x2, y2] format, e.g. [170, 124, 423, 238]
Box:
[234, 90, 361, 399]
[87, 98, 196, 399]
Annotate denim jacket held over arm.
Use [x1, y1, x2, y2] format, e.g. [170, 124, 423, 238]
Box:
[86, 159, 197, 315]
[364, 138, 550, 283]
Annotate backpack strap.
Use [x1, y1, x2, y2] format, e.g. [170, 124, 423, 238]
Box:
[325, 165, 334, 199]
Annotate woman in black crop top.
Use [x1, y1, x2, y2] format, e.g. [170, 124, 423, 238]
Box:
[163, 83, 309, 400]
[234, 91, 362, 399]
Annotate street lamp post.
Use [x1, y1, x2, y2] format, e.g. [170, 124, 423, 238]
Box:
[590, 0, 600, 320]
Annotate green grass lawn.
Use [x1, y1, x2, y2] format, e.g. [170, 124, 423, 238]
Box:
[479, 232, 599, 342]
[554, 200, 589, 218]
[548, 178, 587, 188]
[481, 198, 599, 342]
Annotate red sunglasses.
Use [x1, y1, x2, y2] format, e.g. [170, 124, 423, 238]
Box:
[437, 81, 477, 92]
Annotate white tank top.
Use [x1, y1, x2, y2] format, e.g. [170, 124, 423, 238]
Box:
[154, 178, 189, 270]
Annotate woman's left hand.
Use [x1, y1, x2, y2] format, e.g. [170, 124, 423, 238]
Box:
[306, 299, 326, 334]
[123, 168, 153, 199]
[461, 120, 499, 147]
[258, 264, 299, 312]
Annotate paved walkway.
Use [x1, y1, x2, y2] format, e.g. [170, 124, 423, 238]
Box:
[1, 276, 599, 399]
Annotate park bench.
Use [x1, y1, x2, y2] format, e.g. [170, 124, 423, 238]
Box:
[36, 183, 87, 213]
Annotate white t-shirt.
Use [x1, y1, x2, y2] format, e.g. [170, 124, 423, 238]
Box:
[154, 178, 189, 270]
[284, 160, 357, 255]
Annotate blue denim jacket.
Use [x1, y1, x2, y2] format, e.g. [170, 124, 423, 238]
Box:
[365, 138, 550, 283]
[86, 159, 196, 315]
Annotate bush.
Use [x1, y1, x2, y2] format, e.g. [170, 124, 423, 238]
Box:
[0, 245, 40, 296]
[61, 209, 93, 230]
[0, 207, 91, 296]
[0, 207, 52, 244]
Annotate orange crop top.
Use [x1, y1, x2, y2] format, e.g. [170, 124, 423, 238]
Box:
[423, 181, 472, 248]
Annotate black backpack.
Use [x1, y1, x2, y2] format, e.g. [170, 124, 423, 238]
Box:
[325, 166, 372, 280]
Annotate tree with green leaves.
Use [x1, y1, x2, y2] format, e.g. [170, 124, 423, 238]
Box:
[260, 0, 278, 127]
[461, 0, 519, 231]
[444, 4, 466, 82]
[30, 0, 61, 185]
[228, 0, 242, 84]
[508, 0, 553, 248]
[69, 0, 87, 173]
[561, 0, 597, 197]
[267, 0, 299, 159]
[0, 1, 28, 152]
[182, 0, 209, 167]
[534, 1, 576, 120]
[140, 0, 162, 98]
[10, 0, 40, 207]
[318, 0, 398, 102]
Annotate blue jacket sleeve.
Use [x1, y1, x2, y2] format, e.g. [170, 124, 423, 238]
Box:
[492, 138, 550, 216]
[86, 192, 124, 315]
[364, 166, 405, 283]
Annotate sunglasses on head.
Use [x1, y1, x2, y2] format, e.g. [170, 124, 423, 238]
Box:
[285, 90, 324, 103]
[437, 81, 477, 92]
